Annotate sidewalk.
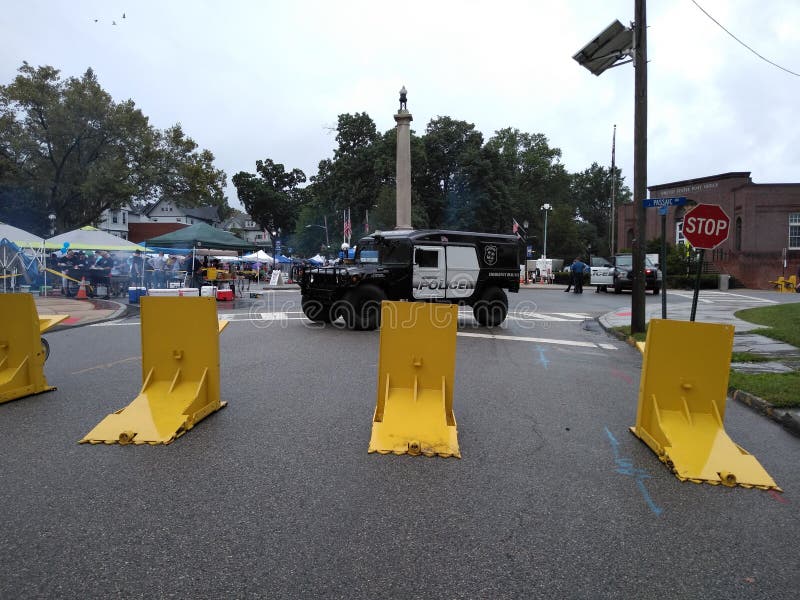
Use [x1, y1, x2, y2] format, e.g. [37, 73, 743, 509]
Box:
[595, 290, 800, 437]
[34, 296, 129, 329]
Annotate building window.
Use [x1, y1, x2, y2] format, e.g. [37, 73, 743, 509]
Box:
[675, 220, 686, 245]
[735, 217, 742, 251]
[122, 212, 126, 225]
[245, 220, 255, 228]
[112, 213, 118, 224]
[790, 213, 800, 249]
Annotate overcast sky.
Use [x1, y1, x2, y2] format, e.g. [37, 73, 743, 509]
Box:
[4, 0, 799, 210]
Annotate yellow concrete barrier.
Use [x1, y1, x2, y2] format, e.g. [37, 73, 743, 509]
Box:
[369, 301, 460, 458]
[80, 296, 228, 445]
[630, 319, 780, 490]
[0, 294, 67, 403]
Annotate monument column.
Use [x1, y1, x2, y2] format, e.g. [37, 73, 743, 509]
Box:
[394, 86, 413, 229]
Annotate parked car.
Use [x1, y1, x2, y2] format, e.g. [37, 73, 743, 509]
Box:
[591, 254, 662, 294]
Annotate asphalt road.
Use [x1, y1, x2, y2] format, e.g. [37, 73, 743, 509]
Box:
[2, 289, 798, 599]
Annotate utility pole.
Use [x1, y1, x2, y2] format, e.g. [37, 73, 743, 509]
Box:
[610, 124, 617, 256]
[631, 0, 648, 334]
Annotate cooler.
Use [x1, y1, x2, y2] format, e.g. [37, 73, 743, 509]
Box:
[147, 288, 180, 297]
[177, 288, 200, 296]
[201, 285, 218, 297]
[216, 289, 234, 301]
[128, 287, 147, 303]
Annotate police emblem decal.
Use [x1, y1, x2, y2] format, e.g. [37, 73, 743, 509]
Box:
[484, 244, 498, 265]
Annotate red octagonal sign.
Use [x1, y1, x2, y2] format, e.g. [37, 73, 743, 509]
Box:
[682, 203, 731, 249]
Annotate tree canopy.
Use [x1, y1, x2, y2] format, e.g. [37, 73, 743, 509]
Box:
[0, 62, 229, 235]
[278, 112, 631, 258]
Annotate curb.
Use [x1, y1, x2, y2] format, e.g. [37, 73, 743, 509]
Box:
[730, 388, 800, 438]
[598, 313, 800, 438]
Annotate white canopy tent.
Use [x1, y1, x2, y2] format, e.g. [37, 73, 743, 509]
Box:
[46, 226, 146, 251]
[241, 249, 273, 263]
[0, 222, 47, 292]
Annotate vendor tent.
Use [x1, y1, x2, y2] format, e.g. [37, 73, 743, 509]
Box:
[46, 226, 146, 251]
[0, 222, 45, 248]
[242, 249, 273, 263]
[145, 222, 255, 251]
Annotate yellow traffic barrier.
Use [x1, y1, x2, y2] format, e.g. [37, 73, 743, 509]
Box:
[0, 293, 68, 403]
[630, 319, 780, 490]
[369, 301, 460, 458]
[80, 296, 228, 445]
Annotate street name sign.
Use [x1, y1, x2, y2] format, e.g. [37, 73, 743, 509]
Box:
[642, 196, 687, 208]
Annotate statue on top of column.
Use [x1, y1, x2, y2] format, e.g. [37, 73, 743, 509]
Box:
[399, 86, 408, 111]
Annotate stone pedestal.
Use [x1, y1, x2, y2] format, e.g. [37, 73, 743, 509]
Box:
[394, 110, 413, 230]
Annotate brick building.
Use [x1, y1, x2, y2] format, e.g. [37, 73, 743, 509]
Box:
[617, 172, 800, 289]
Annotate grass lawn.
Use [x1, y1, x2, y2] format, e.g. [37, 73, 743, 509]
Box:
[729, 371, 800, 408]
[735, 302, 800, 347]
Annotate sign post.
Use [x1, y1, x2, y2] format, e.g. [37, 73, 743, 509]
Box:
[681, 204, 731, 321]
[643, 197, 686, 318]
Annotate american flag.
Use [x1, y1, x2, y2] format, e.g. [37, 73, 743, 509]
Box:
[343, 208, 352, 240]
[512, 218, 523, 240]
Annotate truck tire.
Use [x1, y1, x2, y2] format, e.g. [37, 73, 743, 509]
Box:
[473, 286, 508, 327]
[301, 297, 333, 323]
[613, 281, 622, 294]
[338, 285, 386, 330]
[652, 284, 660, 295]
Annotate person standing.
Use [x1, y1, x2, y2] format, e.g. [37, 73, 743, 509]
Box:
[570, 257, 589, 294]
[152, 251, 167, 288]
[564, 259, 577, 292]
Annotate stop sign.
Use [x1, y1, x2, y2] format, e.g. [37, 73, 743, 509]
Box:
[682, 204, 731, 249]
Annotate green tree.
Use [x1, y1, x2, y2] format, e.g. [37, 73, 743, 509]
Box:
[0, 62, 229, 234]
[232, 159, 306, 252]
[569, 162, 631, 257]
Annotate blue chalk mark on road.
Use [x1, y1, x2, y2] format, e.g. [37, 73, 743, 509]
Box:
[535, 345, 549, 369]
[605, 427, 664, 516]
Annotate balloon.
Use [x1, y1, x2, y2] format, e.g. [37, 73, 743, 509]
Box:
[61, 242, 70, 252]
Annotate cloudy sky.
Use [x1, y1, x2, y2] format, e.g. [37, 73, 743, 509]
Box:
[4, 0, 799, 209]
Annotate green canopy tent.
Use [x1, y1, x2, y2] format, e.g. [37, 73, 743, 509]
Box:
[144, 222, 256, 251]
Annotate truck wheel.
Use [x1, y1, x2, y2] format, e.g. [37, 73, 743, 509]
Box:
[613, 282, 622, 294]
[653, 284, 660, 295]
[473, 287, 508, 327]
[301, 297, 333, 323]
[41, 337, 50, 361]
[340, 285, 386, 330]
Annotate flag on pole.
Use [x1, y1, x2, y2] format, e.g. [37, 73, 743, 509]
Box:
[512, 218, 523, 240]
[343, 208, 352, 241]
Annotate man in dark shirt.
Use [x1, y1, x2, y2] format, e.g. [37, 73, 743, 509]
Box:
[90, 251, 115, 298]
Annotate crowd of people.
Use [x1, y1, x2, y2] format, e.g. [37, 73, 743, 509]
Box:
[48, 249, 205, 298]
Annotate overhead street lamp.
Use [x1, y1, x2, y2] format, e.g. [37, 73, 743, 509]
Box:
[305, 223, 330, 249]
[541, 204, 552, 259]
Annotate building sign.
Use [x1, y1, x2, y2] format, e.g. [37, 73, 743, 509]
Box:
[656, 182, 718, 197]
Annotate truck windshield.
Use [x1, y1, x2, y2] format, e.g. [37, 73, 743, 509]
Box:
[357, 242, 379, 264]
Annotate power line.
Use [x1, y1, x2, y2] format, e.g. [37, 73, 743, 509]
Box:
[690, 0, 800, 77]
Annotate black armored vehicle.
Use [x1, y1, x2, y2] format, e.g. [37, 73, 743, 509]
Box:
[297, 229, 521, 330]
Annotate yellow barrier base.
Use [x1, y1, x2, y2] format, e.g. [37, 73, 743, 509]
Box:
[368, 302, 460, 458]
[80, 296, 227, 445]
[0, 294, 68, 403]
[630, 319, 780, 491]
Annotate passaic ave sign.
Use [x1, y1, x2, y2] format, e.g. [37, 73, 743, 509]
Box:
[682, 204, 731, 249]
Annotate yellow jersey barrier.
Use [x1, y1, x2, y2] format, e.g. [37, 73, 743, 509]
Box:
[369, 301, 460, 458]
[630, 319, 780, 490]
[0, 294, 68, 403]
[80, 296, 229, 445]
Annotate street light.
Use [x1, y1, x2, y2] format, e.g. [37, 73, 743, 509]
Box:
[305, 223, 330, 250]
[541, 204, 552, 259]
[48, 213, 56, 237]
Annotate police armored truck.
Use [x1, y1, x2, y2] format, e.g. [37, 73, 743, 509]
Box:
[298, 229, 521, 330]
